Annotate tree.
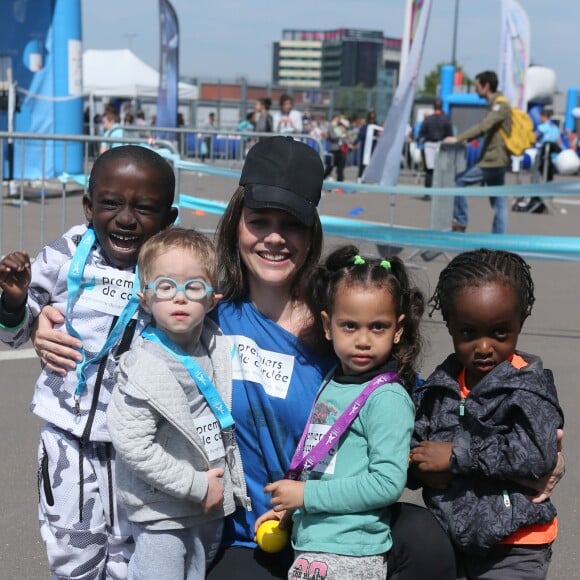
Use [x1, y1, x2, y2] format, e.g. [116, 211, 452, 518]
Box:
[333, 83, 371, 119]
[421, 63, 473, 95]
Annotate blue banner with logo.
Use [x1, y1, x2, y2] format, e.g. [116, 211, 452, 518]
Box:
[0, 0, 82, 179]
[156, 0, 179, 138]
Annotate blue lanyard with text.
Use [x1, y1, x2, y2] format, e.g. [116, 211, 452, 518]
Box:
[141, 326, 235, 430]
[65, 228, 140, 408]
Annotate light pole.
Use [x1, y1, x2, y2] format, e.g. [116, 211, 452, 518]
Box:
[451, 0, 459, 66]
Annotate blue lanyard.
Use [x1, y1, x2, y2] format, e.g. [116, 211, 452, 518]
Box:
[65, 228, 140, 407]
[141, 326, 235, 430]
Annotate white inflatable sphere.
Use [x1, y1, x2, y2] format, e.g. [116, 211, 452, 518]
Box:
[555, 149, 580, 175]
[525, 66, 557, 102]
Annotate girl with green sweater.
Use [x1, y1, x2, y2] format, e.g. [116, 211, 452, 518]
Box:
[257, 245, 425, 579]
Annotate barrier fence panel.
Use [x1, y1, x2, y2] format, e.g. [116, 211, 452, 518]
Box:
[430, 143, 466, 231]
[0, 132, 178, 258]
[2, 131, 580, 263]
[122, 125, 326, 165]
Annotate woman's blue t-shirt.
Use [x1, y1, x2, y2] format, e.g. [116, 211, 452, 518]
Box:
[211, 300, 334, 548]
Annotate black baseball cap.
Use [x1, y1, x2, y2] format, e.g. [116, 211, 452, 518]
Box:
[239, 136, 324, 226]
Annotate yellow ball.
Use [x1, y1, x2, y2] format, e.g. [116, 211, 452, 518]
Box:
[256, 520, 289, 553]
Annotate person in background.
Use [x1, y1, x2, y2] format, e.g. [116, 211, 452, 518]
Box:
[419, 98, 454, 190]
[255, 98, 273, 135]
[201, 112, 217, 162]
[134, 109, 149, 139]
[323, 113, 347, 183]
[354, 110, 380, 182]
[275, 94, 303, 135]
[237, 112, 257, 158]
[100, 110, 124, 154]
[514, 108, 561, 214]
[444, 70, 511, 234]
[237, 112, 256, 134]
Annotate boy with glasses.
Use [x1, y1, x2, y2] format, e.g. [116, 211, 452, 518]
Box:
[107, 227, 249, 580]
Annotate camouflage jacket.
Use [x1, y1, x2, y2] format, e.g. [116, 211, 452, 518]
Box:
[0, 224, 149, 441]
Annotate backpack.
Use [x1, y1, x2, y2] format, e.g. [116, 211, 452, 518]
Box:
[496, 96, 536, 156]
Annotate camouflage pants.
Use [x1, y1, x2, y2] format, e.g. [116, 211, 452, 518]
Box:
[38, 423, 133, 579]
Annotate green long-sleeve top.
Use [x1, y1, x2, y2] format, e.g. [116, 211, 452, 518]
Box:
[456, 92, 512, 168]
[291, 366, 415, 557]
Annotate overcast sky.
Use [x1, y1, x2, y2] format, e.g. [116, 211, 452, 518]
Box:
[82, 0, 579, 92]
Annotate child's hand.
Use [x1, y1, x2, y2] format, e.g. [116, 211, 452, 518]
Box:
[254, 508, 293, 538]
[264, 479, 305, 512]
[410, 441, 453, 472]
[202, 467, 224, 514]
[0, 251, 31, 310]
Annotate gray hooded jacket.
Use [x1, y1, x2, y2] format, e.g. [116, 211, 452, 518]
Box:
[108, 318, 250, 528]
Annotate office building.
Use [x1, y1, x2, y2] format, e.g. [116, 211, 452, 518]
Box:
[273, 28, 401, 89]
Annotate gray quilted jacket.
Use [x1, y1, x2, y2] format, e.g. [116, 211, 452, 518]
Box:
[108, 318, 250, 528]
[411, 351, 564, 551]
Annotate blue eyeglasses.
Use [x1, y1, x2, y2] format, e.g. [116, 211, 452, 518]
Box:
[144, 277, 214, 301]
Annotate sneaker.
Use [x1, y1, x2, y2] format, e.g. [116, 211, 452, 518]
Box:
[512, 197, 531, 212]
[451, 220, 466, 232]
[528, 199, 548, 214]
[420, 250, 442, 262]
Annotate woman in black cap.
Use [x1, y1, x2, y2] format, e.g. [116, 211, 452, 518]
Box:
[205, 137, 455, 580]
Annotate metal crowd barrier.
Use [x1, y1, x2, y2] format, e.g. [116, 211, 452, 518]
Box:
[122, 125, 326, 164]
[172, 141, 580, 261]
[0, 132, 177, 257]
[2, 131, 580, 262]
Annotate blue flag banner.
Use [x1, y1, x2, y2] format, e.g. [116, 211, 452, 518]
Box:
[156, 0, 179, 138]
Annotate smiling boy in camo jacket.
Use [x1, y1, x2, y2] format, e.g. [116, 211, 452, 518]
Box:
[0, 145, 177, 579]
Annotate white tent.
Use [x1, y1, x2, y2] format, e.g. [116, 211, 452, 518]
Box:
[82, 49, 197, 101]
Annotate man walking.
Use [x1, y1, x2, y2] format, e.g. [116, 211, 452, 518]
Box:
[419, 98, 453, 189]
[445, 71, 511, 234]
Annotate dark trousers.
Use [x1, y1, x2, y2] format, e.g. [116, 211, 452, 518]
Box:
[455, 543, 552, 580]
[324, 149, 345, 182]
[206, 503, 456, 580]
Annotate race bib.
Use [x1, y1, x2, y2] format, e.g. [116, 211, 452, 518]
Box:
[75, 266, 138, 317]
[230, 335, 295, 399]
[304, 423, 337, 475]
[194, 414, 226, 462]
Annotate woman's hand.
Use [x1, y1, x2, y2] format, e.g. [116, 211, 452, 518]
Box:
[31, 305, 83, 375]
[512, 429, 565, 503]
